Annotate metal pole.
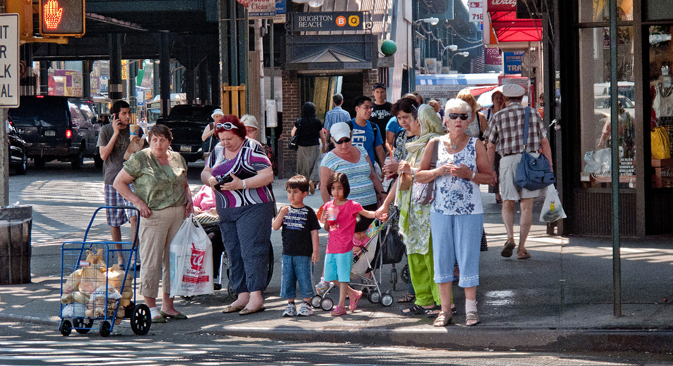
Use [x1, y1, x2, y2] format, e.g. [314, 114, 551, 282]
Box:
[609, 0, 622, 317]
[230, 0, 238, 86]
[244, 9, 249, 114]
[270, 21, 276, 154]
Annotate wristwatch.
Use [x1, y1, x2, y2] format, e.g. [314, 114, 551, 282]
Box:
[241, 179, 247, 190]
[471, 171, 476, 180]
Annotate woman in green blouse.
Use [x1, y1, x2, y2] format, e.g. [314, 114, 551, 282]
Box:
[114, 124, 193, 323]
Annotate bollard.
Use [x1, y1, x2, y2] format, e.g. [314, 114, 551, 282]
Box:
[0, 205, 32, 285]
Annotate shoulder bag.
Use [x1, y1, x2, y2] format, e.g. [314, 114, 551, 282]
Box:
[514, 107, 556, 191]
[412, 139, 440, 205]
[289, 119, 300, 150]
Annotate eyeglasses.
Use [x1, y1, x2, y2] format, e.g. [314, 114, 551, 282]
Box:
[215, 122, 239, 132]
[335, 137, 351, 144]
[448, 113, 469, 121]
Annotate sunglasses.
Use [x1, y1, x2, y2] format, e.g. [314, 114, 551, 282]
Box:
[215, 122, 239, 132]
[448, 113, 469, 121]
[335, 137, 351, 144]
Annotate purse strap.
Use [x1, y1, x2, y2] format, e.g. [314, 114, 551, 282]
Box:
[522, 106, 530, 150]
[430, 139, 439, 169]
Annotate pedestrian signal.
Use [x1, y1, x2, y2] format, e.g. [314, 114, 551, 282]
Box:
[39, 0, 85, 37]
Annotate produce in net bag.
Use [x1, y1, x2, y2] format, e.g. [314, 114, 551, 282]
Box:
[63, 269, 83, 294]
[79, 250, 108, 295]
[106, 264, 125, 291]
[540, 187, 567, 223]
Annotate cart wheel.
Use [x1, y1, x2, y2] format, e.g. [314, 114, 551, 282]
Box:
[368, 290, 381, 304]
[381, 293, 394, 307]
[59, 319, 72, 337]
[124, 301, 135, 318]
[310, 295, 322, 309]
[227, 281, 238, 300]
[320, 297, 334, 311]
[401, 264, 410, 283]
[130, 304, 151, 336]
[73, 318, 93, 334]
[99, 321, 111, 337]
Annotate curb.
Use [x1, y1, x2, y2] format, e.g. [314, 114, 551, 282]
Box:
[203, 326, 673, 353]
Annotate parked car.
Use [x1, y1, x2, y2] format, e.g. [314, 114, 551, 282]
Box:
[6, 117, 27, 175]
[8, 96, 103, 169]
[594, 95, 635, 118]
[159, 104, 219, 162]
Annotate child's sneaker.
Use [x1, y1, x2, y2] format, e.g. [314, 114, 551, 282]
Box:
[330, 305, 347, 317]
[282, 303, 297, 317]
[297, 302, 313, 316]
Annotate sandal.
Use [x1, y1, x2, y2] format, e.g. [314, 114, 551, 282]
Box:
[433, 311, 452, 327]
[331, 305, 347, 317]
[425, 305, 442, 318]
[398, 293, 415, 303]
[517, 249, 531, 260]
[501, 240, 516, 258]
[401, 304, 427, 316]
[466, 311, 480, 326]
[349, 290, 363, 312]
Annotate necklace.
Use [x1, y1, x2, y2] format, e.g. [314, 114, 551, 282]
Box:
[447, 136, 459, 150]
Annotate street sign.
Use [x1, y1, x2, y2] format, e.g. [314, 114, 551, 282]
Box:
[248, 0, 275, 19]
[0, 14, 19, 108]
[292, 12, 365, 31]
[39, 0, 85, 37]
[469, 1, 483, 23]
[504, 51, 524, 74]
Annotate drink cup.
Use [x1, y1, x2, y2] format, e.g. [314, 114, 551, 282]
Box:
[129, 124, 140, 137]
[326, 206, 338, 225]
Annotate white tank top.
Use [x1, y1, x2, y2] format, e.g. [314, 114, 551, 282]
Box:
[431, 137, 484, 216]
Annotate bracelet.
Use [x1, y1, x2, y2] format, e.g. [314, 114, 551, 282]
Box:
[242, 179, 247, 190]
[410, 167, 418, 176]
[471, 171, 476, 180]
[431, 169, 436, 177]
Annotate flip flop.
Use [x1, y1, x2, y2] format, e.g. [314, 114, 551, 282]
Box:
[239, 306, 265, 315]
[501, 240, 516, 258]
[222, 304, 246, 314]
[402, 304, 428, 316]
[517, 250, 531, 260]
[160, 311, 188, 319]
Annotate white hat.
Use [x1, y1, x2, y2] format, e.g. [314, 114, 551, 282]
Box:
[211, 109, 224, 118]
[502, 84, 525, 98]
[240, 114, 259, 130]
[330, 122, 351, 142]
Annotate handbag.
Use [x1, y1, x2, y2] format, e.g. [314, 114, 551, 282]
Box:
[412, 139, 439, 205]
[514, 107, 556, 191]
[289, 119, 301, 150]
[651, 126, 671, 159]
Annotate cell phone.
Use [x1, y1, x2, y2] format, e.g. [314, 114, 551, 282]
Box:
[213, 174, 234, 191]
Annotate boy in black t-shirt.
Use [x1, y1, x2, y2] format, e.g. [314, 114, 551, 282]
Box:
[272, 175, 321, 317]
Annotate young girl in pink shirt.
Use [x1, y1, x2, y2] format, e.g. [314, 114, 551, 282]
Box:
[322, 173, 377, 316]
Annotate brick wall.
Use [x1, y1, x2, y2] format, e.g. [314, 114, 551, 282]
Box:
[280, 70, 300, 178]
[362, 69, 379, 98]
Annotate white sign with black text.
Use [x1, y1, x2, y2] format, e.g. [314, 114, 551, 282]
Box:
[0, 14, 18, 108]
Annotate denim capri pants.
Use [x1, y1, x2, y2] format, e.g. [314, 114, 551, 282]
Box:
[430, 212, 483, 288]
[280, 254, 315, 300]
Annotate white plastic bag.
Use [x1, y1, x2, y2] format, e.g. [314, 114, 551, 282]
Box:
[540, 187, 567, 223]
[169, 214, 214, 297]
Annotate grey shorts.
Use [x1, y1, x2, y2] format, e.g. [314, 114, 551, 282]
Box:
[499, 154, 546, 201]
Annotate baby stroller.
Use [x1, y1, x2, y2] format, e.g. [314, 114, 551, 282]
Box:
[311, 217, 396, 311]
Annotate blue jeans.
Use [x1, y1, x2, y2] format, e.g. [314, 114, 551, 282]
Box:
[280, 255, 314, 300]
[217, 202, 274, 294]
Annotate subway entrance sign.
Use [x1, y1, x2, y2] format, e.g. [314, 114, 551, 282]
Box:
[39, 0, 85, 37]
[292, 12, 367, 31]
[0, 14, 19, 108]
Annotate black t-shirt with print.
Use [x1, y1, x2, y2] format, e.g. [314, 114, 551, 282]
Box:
[281, 205, 321, 256]
[370, 102, 393, 137]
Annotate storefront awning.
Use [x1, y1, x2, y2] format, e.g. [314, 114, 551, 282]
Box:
[489, 11, 542, 43]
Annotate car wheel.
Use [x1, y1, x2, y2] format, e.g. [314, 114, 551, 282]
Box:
[34, 157, 46, 168]
[71, 150, 84, 170]
[15, 151, 27, 175]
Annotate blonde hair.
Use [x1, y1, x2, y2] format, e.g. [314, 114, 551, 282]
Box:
[456, 89, 480, 119]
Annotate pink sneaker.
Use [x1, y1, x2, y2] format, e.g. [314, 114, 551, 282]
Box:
[331, 305, 347, 317]
[349, 290, 363, 312]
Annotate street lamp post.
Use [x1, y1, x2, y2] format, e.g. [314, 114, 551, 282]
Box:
[449, 51, 469, 72]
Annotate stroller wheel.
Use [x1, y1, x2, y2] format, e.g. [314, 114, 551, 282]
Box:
[320, 297, 334, 311]
[401, 264, 410, 283]
[368, 290, 381, 304]
[310, 295, 322, 309]
[381, 293, 394, 307]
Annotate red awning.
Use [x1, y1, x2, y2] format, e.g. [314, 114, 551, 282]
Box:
[468, 85, 498, 97]
[489, 11, 542, 43]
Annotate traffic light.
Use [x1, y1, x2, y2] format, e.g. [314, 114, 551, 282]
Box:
[39, 0, 85, 37]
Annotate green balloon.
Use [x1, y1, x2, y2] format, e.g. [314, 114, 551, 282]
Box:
[381, 40, 397, 56]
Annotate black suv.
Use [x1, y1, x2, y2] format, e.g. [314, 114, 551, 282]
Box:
[159, 104, 218, 162]
[6, 117, 27, 175]
[9, 96, 103, 169]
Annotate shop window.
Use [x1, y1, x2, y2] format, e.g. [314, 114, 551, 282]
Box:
[649, 26, 673, 188]
[578, 26, 636, 188]
[647, 1, 673, 21]
[579, 0, 633, 23]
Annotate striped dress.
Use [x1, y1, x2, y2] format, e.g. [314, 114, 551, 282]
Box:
[320, 146, 377, 206]
[208, 138, 274, 208]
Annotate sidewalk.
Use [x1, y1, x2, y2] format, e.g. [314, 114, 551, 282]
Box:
[1, 179, 672, 353]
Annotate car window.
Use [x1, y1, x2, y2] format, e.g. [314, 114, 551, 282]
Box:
[619, 97, 634, 108]
[167, 105, 215, 120]
[69, 102, 86, 128]
[8, 97, 69, 127]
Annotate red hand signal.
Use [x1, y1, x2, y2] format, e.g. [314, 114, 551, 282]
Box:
[43, 0, 64, 30]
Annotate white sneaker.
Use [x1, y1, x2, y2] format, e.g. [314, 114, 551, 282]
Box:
[282, 303, 297, 317]
[297, 302, 313, 316]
